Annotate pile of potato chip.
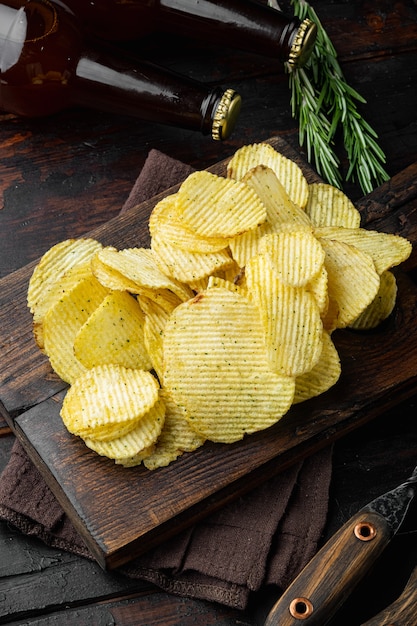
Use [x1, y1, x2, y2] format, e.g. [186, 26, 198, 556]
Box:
[27, 143, 412, 468]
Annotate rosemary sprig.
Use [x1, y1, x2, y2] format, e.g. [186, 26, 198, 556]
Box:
[272, 0, 390, 194]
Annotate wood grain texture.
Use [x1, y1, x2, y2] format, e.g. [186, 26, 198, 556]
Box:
[1, 137, 416, 569]
[1, 1, 417, 623]
[265, 511, 393, 626]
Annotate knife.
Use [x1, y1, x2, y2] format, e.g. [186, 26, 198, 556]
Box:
[264, 464, 417, 626]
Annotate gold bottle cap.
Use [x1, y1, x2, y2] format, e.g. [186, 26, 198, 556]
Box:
[288, 18, 317, 68]
[212, 89, 242, 141]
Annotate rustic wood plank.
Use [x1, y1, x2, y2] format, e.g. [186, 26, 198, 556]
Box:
[11, 269, 417, 568]
[0, 592, 250, 626]
[1, 135, 417, 569]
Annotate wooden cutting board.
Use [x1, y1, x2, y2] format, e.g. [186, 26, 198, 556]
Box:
[1, 137, 417, 570]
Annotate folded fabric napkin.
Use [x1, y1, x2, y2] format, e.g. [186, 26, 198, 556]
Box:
[0, 149, 333, 610]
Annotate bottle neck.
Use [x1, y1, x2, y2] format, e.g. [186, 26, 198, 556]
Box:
[156, 0, 303, 63]
[59, 0, 315, 67]
[71, 47, 240, 139]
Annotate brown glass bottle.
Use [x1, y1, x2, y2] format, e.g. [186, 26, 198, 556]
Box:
[0, 1, 241, 139]
[62, 0, 317, 68]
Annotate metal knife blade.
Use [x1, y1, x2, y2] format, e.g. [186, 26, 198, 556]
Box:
[264, 465, 417, 626]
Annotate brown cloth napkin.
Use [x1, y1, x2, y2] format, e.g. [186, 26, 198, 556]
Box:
[0, 149, 333, 610]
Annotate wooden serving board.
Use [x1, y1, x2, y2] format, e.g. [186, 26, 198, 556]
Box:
[1, 137, 417, 570]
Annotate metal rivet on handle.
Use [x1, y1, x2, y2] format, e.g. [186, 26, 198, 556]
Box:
[289, 597, 314, 619]
[354, 521, 377, 541]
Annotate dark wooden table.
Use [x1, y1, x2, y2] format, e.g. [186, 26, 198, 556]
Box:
[1, 1, 417, 624]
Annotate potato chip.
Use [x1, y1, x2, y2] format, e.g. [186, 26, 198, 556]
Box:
[243, 165, 311, 230]
[91, 249, 140, 293]
[175, 170, 267, 238]
[259, 231, 325, 287]
[321, 297, 340, 334]
[228, 166, 312, 268]
[305, 183, 361, 228]
[188, 262, 245, 292]
[314, 227, 412, 275]
[246, 254, 323, 376]
[293, 331, 341, 404]
[84, 398, 165, 463]
[93, 246, 193, 302]
[229, 223, 271, 269]
[28, 238, 103, 349]
[33, 262, 96, 351]
[151, 230, 234, 283]
[207, 275, 248, 297]
[226, 142, 309, 209]
[143, 389, 205, 469]
[163, 288, 295, 443]
[61, 365, 160, 441]
[349, 270, 398, 330]
[43, 275, 109, 384]
[320, 238, 380, 329]
[150, 194, 230, 253]
[186, 276, 210, 293]
[141, 296, 171, 382]
[306, 265, 329, 316]
[115, 445, 156, 467]
[73, 290, 152, 371]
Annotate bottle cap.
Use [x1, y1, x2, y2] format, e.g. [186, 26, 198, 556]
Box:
[212, 89, 242, 141]
[288, 18, 317, 68]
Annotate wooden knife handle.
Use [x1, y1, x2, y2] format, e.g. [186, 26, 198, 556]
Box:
[360, 565, 417, 625]
[264, 510, 392, 626]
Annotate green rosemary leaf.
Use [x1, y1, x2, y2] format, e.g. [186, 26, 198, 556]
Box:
[277, 0, 391, 194]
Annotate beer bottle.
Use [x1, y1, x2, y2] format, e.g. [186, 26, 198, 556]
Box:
[63, 0, 317, 68]
[0, 1, 241, 139]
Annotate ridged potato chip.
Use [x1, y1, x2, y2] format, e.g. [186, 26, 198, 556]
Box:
[84, 398, 166, 463]
[315, 227, 412, 275]
[151, 229, 234, 283]
[306, 265, 329, 316]
[226, 142, 309, 209]
[115, 445, 156, 468]
[28, 238, 103, 349]
[246, 254, 323, 376]
[349, 270, 398, 330]
[207, 275, 248, 297]
[229, 166, 312, 268]
[143, 389, 205, 470]
[73, 290, 152, 371]
[305, 183, 361, 228]
[259, 231, 325, 287]
[320, 238, 380, 329]
[150, 194, 230, 254]
[176, 170, 267, 238]
[293, 331, 341, 404]
[163, 288, 295, 443]
[243, 165, 311, 230]
[43, 275, 109, 384]
[92, 246, 193, 302]
[61, 365, 160, 441]
[141, 296, 171, 382]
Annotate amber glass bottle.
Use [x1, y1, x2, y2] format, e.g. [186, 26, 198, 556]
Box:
[0, 1, 241, 139]
[63, 0, 316, 68]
